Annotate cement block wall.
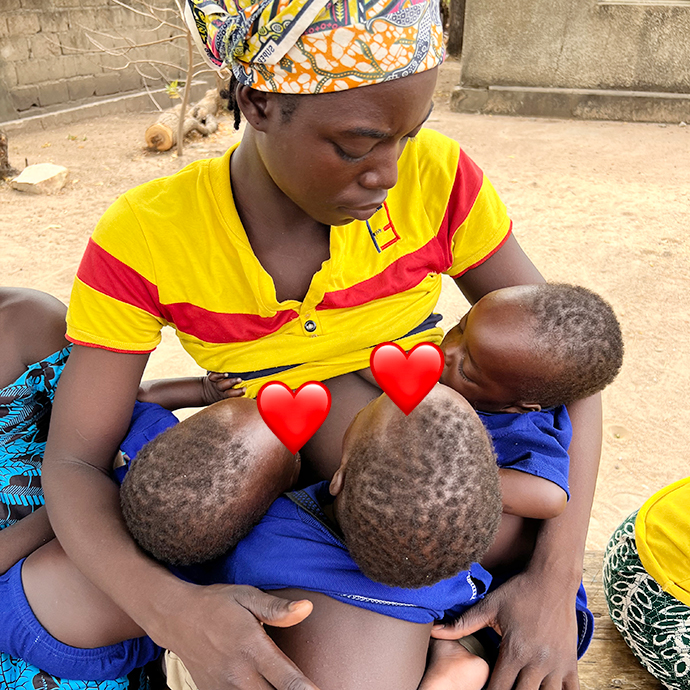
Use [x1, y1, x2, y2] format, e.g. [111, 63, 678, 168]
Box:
[453, 0, 690, 122]
[0, 0, 189, 124]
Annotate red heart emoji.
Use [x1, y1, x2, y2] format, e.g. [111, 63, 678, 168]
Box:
[370, 342, 444, 415]
[257, 381, 331, 454]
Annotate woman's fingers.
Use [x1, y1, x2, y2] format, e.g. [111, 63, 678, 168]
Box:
[481, 638, 521, 690]
[232, 586, 314, 627]
[431, 591, 502, 639]
[166, 585, 320, 690]
[486, 631, 580, 690]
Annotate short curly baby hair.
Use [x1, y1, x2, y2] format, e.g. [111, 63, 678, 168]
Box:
[337, 388, 502, 589]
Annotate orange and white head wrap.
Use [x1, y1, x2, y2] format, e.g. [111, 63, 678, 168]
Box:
[184, 0, 444, 94]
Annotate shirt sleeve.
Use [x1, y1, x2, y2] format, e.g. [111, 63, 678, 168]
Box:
[480, 407, 572, 498]
[66, 195, 167, 353]
[414, 129, 512, 278]
[444, 149, 513, 278]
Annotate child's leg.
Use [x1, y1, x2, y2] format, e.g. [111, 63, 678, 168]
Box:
[22, 539, 146, 647]
[0, 540, 160, 681]
[268, 588, 432, 690]
[418, 639, 489, 690]
[418, 515, 539, 690]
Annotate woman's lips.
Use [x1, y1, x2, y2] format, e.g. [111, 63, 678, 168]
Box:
[340, 201, 386, 221]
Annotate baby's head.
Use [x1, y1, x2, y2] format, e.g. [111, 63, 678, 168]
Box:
[440, 284, 624, 412]
[120, 398, 300, 566]
[329, 384, 502, 589]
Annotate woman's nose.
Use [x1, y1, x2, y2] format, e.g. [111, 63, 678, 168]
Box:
[358, 142, 400, 191]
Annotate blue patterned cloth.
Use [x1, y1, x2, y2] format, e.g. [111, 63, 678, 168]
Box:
[0, 656, 131, 690]
[0, 348, 161, 690]
[0, 346, 71, 530]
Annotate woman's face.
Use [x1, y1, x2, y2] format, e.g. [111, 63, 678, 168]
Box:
[251, 68, 438, 226]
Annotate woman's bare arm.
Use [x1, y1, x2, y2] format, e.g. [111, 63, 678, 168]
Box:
[42, 345, 320, 690]
[455, 234, 545, 304]
[440, 235, 602, 690]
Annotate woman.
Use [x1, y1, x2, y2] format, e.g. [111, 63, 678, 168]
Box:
[40, 0, 603, 688]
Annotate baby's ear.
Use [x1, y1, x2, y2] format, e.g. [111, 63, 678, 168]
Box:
[502, 401, 542, 414]
[329, 464, 347, 496]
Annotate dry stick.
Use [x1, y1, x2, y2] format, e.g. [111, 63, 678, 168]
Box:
[143, 78, 164, 111]
[111, 0, 182, 31]
[177, 28, 195, 157]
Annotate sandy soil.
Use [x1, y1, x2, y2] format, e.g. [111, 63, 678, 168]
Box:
[1, 67, 688, 550]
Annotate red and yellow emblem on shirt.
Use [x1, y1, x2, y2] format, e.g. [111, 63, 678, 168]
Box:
[366, 203, 400, 253]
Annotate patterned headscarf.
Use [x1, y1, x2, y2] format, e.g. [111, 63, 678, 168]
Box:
[184, 0, 444, 94]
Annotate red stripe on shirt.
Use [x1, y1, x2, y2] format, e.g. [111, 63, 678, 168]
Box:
[77, 239, 162, 317]
[66, 336, 156, 355]
[78, 240, 299, 344]
[317, 237, 447, 311]
[160, 302, 299, 344]
[437, 150, 485, 256]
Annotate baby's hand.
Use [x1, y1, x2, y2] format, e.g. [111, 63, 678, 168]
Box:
[201, 372, 246, 405]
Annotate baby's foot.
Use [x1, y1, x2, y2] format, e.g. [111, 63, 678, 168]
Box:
[419, 638, 490, 690]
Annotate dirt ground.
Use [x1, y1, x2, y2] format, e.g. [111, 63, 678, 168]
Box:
[1, 65, 688, 551]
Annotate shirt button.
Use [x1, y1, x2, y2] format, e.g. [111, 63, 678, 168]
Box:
[304, 320, 317, 333]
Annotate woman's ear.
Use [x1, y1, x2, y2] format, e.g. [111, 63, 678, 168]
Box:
[235, 85, 273, 131]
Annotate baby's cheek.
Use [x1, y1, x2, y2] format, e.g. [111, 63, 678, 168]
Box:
[438, 369, 453, 388]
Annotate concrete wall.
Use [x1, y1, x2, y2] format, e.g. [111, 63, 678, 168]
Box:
[0, 0, 189, 124]
[452, 0, 690, 122]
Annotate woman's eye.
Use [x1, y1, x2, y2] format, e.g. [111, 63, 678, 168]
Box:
[334, 144, 367, 162]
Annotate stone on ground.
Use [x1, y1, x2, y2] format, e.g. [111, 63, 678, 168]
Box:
[11, 163, 69, 194]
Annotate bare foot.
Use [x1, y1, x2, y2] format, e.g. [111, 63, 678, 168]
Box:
[419, 639, 490, 690]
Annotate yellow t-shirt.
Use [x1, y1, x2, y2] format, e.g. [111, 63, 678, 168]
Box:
[66, 128, 512, 397]
[635, 476, 690, 607]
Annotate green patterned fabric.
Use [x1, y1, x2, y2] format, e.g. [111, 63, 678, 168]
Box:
[603, 511, 690, 689]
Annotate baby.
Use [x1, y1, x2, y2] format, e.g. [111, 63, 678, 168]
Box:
[439, 282, 623, 414]
[0, 287, 259, 690]
[127, 384, 504, 690]
[423, 282, 623, 687]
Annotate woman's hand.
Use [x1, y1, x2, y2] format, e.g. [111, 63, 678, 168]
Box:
[431, 568, 581, 690]
[158, 584, 320, 690]
[201, 373, 246, 405]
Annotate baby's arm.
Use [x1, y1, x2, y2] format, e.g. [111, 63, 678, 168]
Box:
[137, 372, 245, 410]
[499, 468, 567, 520]
[0, 510, 53, 575]
[479, 471, 567, 573]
